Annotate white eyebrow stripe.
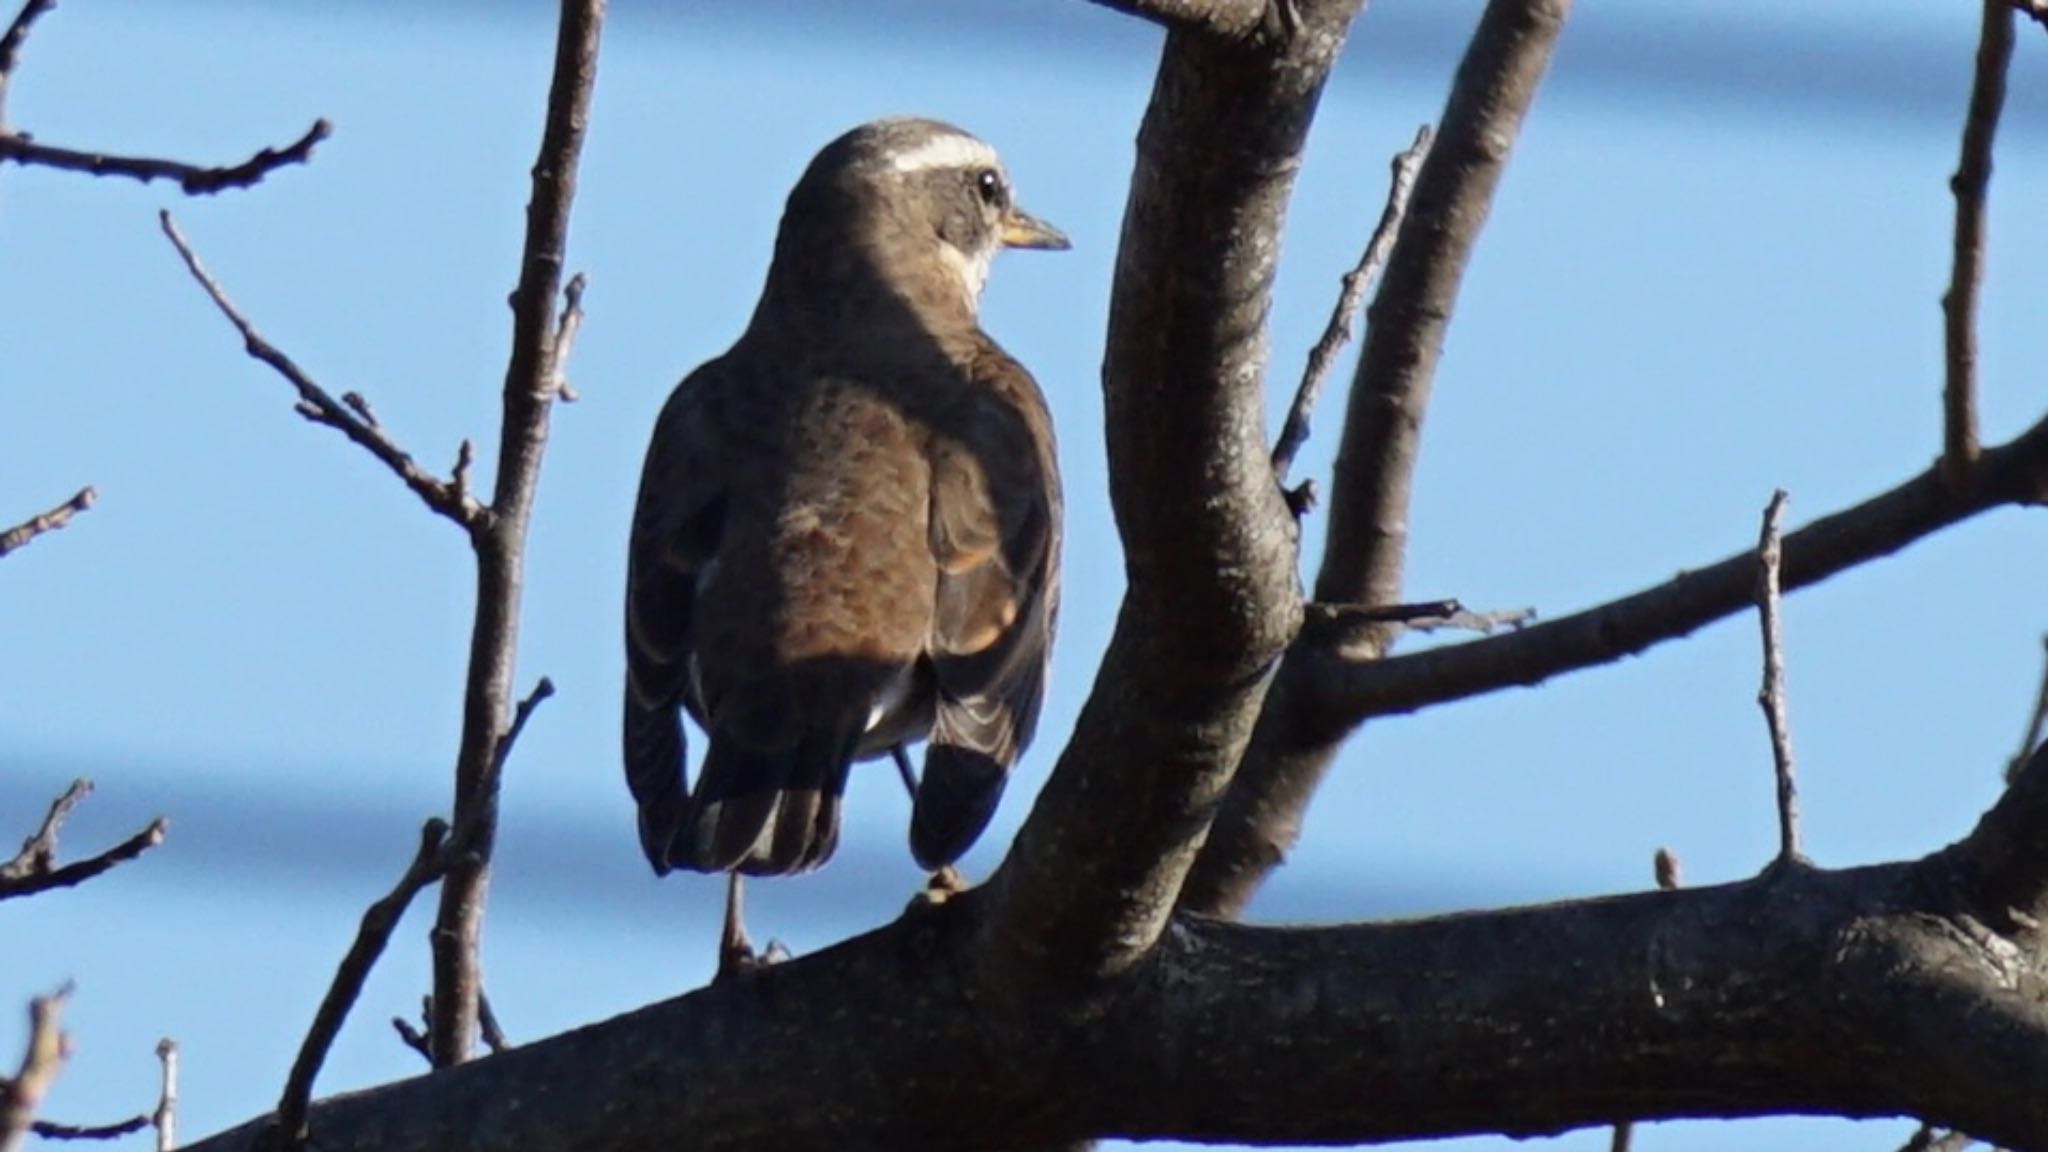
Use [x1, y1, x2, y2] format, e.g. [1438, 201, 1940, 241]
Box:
[889, 134, 999, 174]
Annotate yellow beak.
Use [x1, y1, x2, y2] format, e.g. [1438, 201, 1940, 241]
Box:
[1000, 207, 1071, 251]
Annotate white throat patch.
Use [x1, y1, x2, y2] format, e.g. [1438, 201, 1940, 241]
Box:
[937, 240, 996, 310]
[889, 132, 999, 175]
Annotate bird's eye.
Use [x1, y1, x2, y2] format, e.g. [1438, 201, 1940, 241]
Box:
[973, 168, 1004, 206]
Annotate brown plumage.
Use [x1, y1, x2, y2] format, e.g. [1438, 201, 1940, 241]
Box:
[623, 118, 1066, 879]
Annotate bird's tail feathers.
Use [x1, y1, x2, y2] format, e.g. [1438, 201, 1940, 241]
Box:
[680, 713, 861, 875]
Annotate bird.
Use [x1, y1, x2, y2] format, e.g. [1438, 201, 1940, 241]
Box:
[621, 117, 1067, 962]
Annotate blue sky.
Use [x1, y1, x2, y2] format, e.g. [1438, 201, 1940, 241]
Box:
[4, 2, 2046, 1149]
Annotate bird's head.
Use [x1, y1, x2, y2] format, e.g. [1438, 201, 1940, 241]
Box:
[772, 118, 1069, 319]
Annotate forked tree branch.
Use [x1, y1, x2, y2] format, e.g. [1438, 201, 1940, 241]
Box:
[0, 779, 167, 902]
[1183, 0, 1574, 918]
[985, 0, 1364, 996]
[427, 0, 600, 1064]
[1314, 411, 2048, 725]
[159, 212, 486, 531]
[1940, 0, 2013, 489]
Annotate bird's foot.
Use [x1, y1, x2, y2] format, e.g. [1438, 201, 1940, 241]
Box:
[905, 865, 970, 913]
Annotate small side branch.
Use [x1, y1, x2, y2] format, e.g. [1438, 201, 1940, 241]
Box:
[0, 987, 70, 1152]
[158, 212, 485, 531]
[548, 274, 587, 403]
[1271, 124, 1432, 496]
[1941, 0, 2014, 489]
[0, 120, 329, 195]
[0, 486, 94, 558]
[1753, 491, 1804, 868]
[32, 1114, 149, 1141]
[0, 0, 58, 122]
[154, 1039, 178, 1152]
[269, 820, 452, 1152]
[0, 779, 168, 902]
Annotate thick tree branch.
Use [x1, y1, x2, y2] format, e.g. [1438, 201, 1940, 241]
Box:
[1183, 0, 1573, 918]
[159, 212, 486, 531]
[427, 0, 599, 1065]
[1940, 0, 2013, 489]
[0, 779, 166, 902]
[1078, 0, 1271, 39]
[1317, 411, 2048, 725]
[0, 121, 328, 195]
[0, 486, 93, 559]
[986, 0, 1365, 995]
[183, 744, 2048, 1151]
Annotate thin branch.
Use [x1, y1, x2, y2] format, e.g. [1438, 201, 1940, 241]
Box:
[0, 779, 167, 902]
[154, 1039, 178, 1152]
[0, 120, 328, 194]
[159, 212, 484, 530]
[549, 273, 586, 403]
[1753, 490, 1804, 867]
[1077, 0, 1270, 38]
[390, 1015, 431, 1065]
[0, 0, 56, 124]
[269, 820, 451, 1152]
[2007, 635, 2048, 784]
[477, 993, 508, 1055]
[1271, 123, 1432, 489]
[0, 987, 70, 1152]
[429, 0, 601, 1068]
[1941, 0, 2013, 489]
[32, 1114, 150, 1141]
[1314, 411, 2048, 725]
[0, 486, 94, 558]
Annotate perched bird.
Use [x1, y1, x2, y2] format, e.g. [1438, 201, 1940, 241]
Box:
[623, 118, 1067, 910]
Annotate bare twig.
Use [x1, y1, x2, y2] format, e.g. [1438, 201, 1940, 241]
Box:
[390, 1013, 431, 1065]
[158, 211, 485, 531]
[429, 0, 601, 1068]
[0, 486, 94, 558]
[153, 1039, 177, 1152]
[1302, 600, 1534, 653]
[549, 274, 586, 403]
[1271, 124, 1432, 488]
[1654, 846, 1682, 891]
[33, 1114, 150, 1140]
[477, 993, 508, 1055]
[1, 987, 70, 1152]
[270, 820, 451, 1151]
[2008, 635, 2048, 784]
[0, 0, 56, 123]
[0, 120, 328, 194]
[1753, 490, 1804, 868]
[1941, 0, 2014, 490]
[0, 779, 167, 901]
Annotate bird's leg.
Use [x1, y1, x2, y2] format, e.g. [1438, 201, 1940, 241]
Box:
[893, 743, 970, 899]
[717, 871, 756, 980]
[890, 744, 918, 798]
